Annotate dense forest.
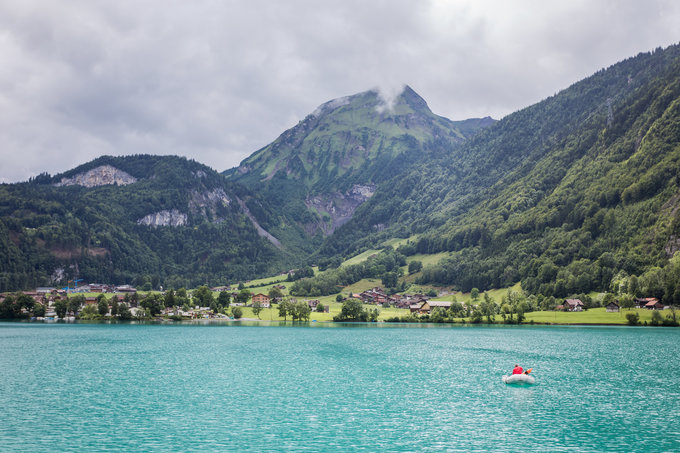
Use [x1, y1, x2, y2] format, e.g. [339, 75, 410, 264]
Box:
[311, 44, 680, 298]
[0, 155, 302, 291]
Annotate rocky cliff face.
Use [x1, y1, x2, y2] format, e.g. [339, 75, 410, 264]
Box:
[189, 188, 231, 218]
[305, 184, 376, 235]
[137, 209, 188, 227]
[55, 165, 137, 187]
[189, 189, 231, 214]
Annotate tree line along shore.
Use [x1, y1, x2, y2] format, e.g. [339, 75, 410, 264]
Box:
[1, 278, 677, 327]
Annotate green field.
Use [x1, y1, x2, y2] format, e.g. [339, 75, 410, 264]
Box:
[244, 274, 288, 287]
[406, 252, 450, 267]
[236, 302, 408, 322]
[341, 249, 382, 267]
[381, 237, 415, 249]
[237, 306, 672, 325]
[524, 307, 659, 325]
[441, 283, 524, 303]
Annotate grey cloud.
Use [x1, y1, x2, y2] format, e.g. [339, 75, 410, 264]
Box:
[0, 0, 678, 182]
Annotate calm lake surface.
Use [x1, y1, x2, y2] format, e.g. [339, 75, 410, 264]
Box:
[1, 322, 678, 452]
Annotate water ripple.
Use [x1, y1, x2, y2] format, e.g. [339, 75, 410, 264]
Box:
[0, 323, 678, 451]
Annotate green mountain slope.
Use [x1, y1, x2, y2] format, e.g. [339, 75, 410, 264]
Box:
[0, 155, 300, 291]
[227, 86, 494, 235]
[318, 44, 680, 298]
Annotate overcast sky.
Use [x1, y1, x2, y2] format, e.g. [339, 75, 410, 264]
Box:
[0, 0, 678, 183]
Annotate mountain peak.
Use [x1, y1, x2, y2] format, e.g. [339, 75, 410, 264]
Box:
[307, 85, 431, 121]
[381, 84, 429, 112]
[231, 86, 495, 192]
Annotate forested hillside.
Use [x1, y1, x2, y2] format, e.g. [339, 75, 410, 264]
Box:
[316, 44, 680, 299]
[0, 155, 301, 291]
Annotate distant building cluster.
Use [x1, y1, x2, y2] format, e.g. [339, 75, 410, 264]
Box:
[348, 287, 445, 314]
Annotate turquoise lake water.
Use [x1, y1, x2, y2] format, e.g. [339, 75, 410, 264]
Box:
[1, 322, 679, 452]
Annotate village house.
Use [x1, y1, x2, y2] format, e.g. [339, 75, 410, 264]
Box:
[251, 293, 271, 308]
[36, 287, 56, 294]
[397, 294, 429, 309]
[635, 297, 659, 309]
[416, 300, 452, 314]
[644, 299, 664, 310]
[306, 299, 320, 309]
[115, 285, 137, 293]
[605, 300, 620, 312]
[84, 297, 98, 305]
[564, 299, 584, 311]
[211, 286, 231, 292]
[88, 283, 112, 293]
[359, 287, 392, 305]
[358, 287, 405, 306]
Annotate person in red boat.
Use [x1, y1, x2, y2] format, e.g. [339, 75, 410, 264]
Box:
[512, 364, 524, 375]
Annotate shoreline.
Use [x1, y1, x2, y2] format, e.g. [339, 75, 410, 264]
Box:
[1, 318, 674, 328]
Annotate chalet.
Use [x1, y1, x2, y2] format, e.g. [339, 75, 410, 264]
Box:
[252, 293, 270, 308]
[359, 287, 390, 305]
[391, 296, 410, 309]
[359, 287, 400, 306]
[88, 283, 110, 293]
[644, 299, 664, 310]
[635, 298, 659, 309]
[397, 294, 428, 309]
[564, 299, 584, 312]
[605, 301, 620, 312]
[36, 287, 56, 294]
[306, 299, 320, 309]
[115, 285, 137, 293]
[85, 297, 98, 305]
[211, 286, 231, 292]
[409, 303, 423, 313]
[418, 300, 452, 314]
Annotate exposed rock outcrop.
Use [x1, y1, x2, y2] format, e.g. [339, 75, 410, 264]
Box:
[55, 165, 136, 187]
[305, 184, 376, 235]
[189, 188, 231, 219]
[137, 210, 187, 227]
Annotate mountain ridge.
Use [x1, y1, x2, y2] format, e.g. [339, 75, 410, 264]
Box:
[312, 44, 680, 298]
[227, 85, 495, 236]
[2, 44, 680, 298]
